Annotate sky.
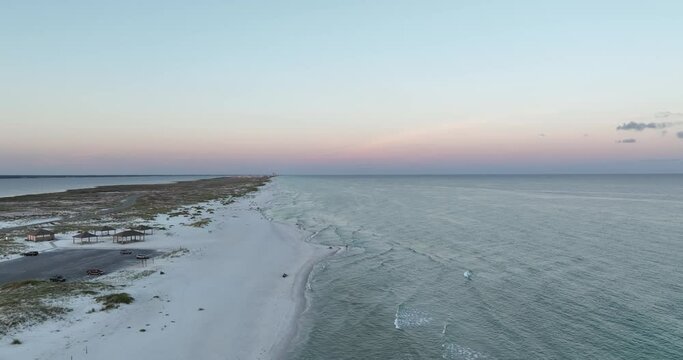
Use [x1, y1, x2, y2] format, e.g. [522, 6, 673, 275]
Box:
[1, 0, 683, 175]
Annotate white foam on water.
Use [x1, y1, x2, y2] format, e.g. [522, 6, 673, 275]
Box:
[442, 342, 490, 360]
[394, 304, 432, 329]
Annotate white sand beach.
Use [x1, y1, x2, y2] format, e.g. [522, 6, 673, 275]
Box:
[0, 186, 336, 360]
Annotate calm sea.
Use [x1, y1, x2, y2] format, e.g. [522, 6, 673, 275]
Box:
[264, 175, 683, 359]
[0, 175, 214, 198]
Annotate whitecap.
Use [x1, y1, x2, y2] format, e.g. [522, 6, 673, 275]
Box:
[394, 304, 432, 329]
[442, 342, 490, 360]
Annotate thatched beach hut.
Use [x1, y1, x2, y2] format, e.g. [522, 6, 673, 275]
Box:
[113, 230, 145, 243]
[72, 231, 98, 244]
[27, 229, 55, 242]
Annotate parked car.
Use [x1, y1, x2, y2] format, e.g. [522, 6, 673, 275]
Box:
[49, 275, 66, 282]
[86, 268, 105, 276]
[21, 251, 39, 256]
[120, 249, 133, 255]
[136, 254, 150, 260]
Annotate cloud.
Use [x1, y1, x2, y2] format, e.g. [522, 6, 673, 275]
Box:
[655, 111, 683, 118]
[616, 112, 683, 131]
[678, 131, 683, 139]
[538, 133, 546, 137]
[616, 121, 667, 131]
[616, 138, 637, 143]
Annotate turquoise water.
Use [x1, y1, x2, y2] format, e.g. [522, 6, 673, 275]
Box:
[264, 175, 683, 359]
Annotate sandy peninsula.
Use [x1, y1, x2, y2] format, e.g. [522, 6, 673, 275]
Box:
[0, 183, 336, 359]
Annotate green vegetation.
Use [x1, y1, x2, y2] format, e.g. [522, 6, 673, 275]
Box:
[168, 209, 191, 218]
[128, 269, 157, 281]
[161, 247, 190, 259]
[0, 237, 25, 257]
[11, 338, 21, 345]
[188, 218, 211, 228]
[0, 280, 111, 335]
[51, 224, 88, 234]
[96, 292, 134, 310]
[0, 176, 271, 241]
[120, 177, 270, 220]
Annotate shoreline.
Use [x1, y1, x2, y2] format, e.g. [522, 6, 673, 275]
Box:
[273, 233, 341, 358]
[0, 182, 334, 359]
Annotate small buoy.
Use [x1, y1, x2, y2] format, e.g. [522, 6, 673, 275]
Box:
[464, 270, 473, 280]
[282, 273, 288, 278]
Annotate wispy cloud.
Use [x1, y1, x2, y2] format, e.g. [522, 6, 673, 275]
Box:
[616, 121, 678, 131]
[616, 138, 637, 143]
[655, 111, 683, 118]
[617, 112, 683, 131]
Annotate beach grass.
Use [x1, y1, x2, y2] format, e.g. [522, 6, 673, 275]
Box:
[0, 176, 270, 244]
[160, 247, 190, 259]
[96, 292, 134, 310]
[128, 269, 157, 281]
[0, 280, 112, 335]
[188, 218, 211, 228]
[0, 237, 25, 257]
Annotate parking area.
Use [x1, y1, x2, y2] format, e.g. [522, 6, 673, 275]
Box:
[0, 248, 159, 284]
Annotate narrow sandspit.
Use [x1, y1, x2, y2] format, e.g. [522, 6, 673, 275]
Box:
[0, 185, 336, 360]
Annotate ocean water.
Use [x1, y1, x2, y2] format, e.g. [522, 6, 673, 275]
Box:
[263, 175, 683, 359]
[0, 175, 214, 198]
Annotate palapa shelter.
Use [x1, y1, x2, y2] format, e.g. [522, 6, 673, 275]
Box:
[96, 226, 116, 237]
[113, 230, 145, 243]
[26, 229, 55, 242]
[72, 231, 99, 244]
[132, 225, 155, 235]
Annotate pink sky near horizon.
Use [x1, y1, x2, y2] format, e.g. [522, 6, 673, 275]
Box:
[3, 112, 682, 174]
[2, 1, 683, 174]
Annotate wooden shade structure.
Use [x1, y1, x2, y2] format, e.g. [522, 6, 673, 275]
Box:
[72, 231, 98, 244]
[97, 226, 116, 236]
[113, 230, 145, 243]
[27, 229, 55, 242]
[132, 225, 154, 235]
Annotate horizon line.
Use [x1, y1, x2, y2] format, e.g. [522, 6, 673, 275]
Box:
[2, 172, 683, 178]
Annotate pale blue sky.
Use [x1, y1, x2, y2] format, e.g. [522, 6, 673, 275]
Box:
[1, 1, 682, 174]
